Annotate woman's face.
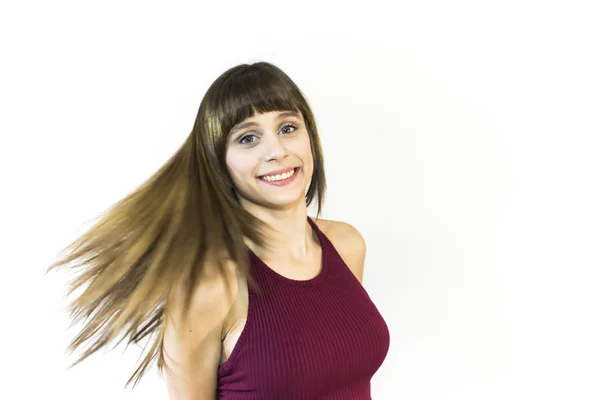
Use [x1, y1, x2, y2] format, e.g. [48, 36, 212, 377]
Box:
[225, 110, 314, 210]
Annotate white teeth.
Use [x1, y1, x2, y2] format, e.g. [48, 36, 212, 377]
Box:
[260, 168, 296, 182]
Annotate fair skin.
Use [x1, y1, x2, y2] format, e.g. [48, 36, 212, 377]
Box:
[225, 109, 317, 266]
[163, 110, 367, 399]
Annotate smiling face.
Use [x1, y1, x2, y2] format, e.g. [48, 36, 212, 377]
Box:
[225, 110, 314, 211]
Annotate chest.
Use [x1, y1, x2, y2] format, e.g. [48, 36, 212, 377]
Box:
[220, 227, 360, 365]
[219, 271, 390, 397]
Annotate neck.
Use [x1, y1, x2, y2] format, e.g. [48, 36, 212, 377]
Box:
[244, 207, 317, 264]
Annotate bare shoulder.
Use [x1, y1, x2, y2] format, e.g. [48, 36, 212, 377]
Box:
[169, 257, 239, 319]
[310, 217, 367, 283]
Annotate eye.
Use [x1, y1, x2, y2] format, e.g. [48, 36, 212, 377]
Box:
[239, 135, 255, 145]
[281, 123, 297, 134]
[238, 123, 298, 145]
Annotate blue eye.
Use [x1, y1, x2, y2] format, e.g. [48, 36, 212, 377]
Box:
[281, 123, 297, 134]
[238, 123, 298, 145]
[239, 135, 255, 144]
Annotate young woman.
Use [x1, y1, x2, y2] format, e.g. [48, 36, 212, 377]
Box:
[49, 61, 390, 399]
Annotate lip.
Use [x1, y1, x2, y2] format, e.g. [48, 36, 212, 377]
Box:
[258, 167, 299, 186]
[258, 167, 298, 178]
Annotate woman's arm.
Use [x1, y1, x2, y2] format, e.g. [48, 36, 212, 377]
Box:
[162, 261, 238, 400]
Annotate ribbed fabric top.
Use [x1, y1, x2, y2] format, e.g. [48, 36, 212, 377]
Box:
[217, 217, 390, 399]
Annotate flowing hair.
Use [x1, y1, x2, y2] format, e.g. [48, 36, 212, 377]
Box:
[46, 61, 327, 388]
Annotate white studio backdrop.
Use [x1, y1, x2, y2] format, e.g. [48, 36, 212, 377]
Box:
[1, 0, 599, 399]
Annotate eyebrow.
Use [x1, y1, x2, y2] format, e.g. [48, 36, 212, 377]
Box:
[229, 111, 300, 136]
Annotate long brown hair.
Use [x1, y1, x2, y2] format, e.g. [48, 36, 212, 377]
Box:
[47, 61, 327, 388]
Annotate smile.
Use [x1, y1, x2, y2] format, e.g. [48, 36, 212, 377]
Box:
[258, 167, 299, 185]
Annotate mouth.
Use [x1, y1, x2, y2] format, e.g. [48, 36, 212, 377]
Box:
[258, 167, 300, 183]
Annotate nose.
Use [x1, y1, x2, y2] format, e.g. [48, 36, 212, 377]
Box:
[262, 131, 288, 161]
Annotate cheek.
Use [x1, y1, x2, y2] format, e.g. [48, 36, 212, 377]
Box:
[289, 132, 311, 159]
[226, 153, 255, 185]
[298, 136, 314, 170]
[225, 153, 242, 183]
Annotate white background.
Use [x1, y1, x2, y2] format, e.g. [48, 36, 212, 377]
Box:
[1, 0, 599, 399]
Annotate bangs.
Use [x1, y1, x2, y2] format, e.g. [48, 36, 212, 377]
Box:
[214, 64, 306, 139]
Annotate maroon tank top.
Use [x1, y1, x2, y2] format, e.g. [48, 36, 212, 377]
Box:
[217, 216, 390, 399]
